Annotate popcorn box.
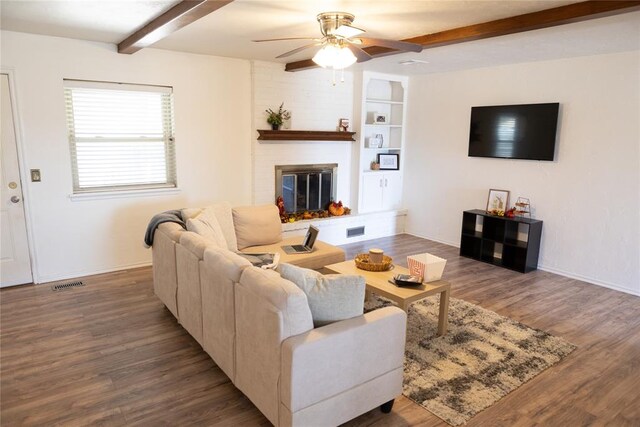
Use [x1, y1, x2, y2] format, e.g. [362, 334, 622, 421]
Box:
[407, 253, 447, 283]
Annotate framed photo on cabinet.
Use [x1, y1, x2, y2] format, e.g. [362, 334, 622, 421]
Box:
[486, 189, 510, 214]
[377, 153, 399, 170]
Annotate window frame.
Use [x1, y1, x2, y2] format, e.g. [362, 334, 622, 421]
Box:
[64, 79, 177, 195]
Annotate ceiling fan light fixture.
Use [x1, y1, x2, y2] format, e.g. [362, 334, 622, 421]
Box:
[312, 44, 357, 69]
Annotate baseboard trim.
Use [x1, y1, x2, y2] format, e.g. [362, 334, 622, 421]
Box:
[36, 261, 152, 285]
[403, 231, 639, 297]
[536, 264, 639, 297]
[404, 231, 460, 248]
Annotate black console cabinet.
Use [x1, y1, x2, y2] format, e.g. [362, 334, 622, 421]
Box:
[460, 209, 543, 273]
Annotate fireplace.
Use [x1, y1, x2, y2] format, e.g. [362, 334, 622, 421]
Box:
[275, 164, 337, 213]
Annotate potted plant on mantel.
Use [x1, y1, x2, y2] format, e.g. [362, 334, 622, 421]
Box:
[265, 103, 291, 130]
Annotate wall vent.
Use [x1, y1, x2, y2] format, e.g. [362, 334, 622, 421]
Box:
[52, 281, 85, 291]
[346, 226, 365, 238]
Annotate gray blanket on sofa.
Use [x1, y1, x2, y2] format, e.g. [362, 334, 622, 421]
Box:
[144, 210, 186, 247]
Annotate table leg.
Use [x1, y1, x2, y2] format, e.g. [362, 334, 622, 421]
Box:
[365, 289, 373, 303]
[437, 288, 450, 336]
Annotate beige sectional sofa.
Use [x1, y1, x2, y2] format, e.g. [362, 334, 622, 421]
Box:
[151, 202, 407, 426]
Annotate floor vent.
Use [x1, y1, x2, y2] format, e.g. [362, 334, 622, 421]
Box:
[346, 226, 365, 238]
[52, 281, 85, 291]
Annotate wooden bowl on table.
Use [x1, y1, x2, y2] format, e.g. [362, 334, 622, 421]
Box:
[354, 253, 393, 272]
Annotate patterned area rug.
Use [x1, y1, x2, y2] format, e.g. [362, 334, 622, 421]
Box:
[365, 296, 576, 426]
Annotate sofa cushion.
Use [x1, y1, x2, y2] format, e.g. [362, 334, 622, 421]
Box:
[242, 236, 345, 270]
[204, 246, 252, 282]
[201, 247, 252, 380]
[179, 232, 214, 260]
[233, 204, 282, 250]
[278, 263, 365, 327]
[186, 210, 227, 249]
[238, 267, 314, 339]
[235, 267, 314, 424]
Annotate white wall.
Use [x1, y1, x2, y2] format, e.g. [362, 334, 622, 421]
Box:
[1, 31, 253, 282]
[403, 50, 640, 295]
[251, 61, 355, 206]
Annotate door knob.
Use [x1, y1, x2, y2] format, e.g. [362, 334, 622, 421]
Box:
[10, 196, 20, 203]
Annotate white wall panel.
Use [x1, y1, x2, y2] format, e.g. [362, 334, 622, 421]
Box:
[1, 31, 253, 282]
[403, 51, 640, 294]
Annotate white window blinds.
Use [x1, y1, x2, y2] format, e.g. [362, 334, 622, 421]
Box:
[64, 80, 176, 193]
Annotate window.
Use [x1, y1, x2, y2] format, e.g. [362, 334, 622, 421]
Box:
[64, 80, 176, 193]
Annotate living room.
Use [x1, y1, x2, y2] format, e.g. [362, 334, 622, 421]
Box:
[1, 1, 639, 425]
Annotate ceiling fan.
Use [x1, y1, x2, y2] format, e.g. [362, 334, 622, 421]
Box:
[254, 12, 423, 69]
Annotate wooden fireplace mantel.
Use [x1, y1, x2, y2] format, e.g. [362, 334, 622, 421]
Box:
[257, 130, 356, 142]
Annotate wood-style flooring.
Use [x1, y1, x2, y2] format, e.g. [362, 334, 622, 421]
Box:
[1, 234, 639, 426]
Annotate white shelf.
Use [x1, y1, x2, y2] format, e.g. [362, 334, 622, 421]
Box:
[366, 98, 404, 105]
[362, 169, 401, 174]
[364, 123, 403, 128]
[358, 73, 408, 214]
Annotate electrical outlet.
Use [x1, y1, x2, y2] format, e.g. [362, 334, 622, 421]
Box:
[30, 169, 41, 182]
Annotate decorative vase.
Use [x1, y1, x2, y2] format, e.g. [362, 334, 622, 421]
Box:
[271, 123, 280, 130]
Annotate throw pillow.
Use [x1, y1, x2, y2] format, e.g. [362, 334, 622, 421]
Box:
[233, 204, 282, 250]
[186, 210, 227, 249]
[202, 202, 238, 252]
[278, 263, 365, 327]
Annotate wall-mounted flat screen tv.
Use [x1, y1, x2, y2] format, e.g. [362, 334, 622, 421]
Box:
[469, 103, 559, 161]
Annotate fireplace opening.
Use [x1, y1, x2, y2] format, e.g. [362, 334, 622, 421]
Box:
[275, 164, 337, 214]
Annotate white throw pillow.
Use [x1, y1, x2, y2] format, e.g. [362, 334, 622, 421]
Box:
[202, 202, 238, 252]
[186, 210, 227, 249]
[278, 263, 365, 327]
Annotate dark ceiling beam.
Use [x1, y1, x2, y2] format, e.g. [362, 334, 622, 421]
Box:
[118, 0, 234, 54]
[285, 0, 640, 72]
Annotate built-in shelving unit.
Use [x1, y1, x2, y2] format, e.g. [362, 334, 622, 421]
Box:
[257, 130, 356, 141]
[460, 209, 543, 273]
[356, 72, 408, 213]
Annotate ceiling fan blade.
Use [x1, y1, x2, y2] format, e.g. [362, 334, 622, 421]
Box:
[253, 37, 319, 42]
[276, 43, 322, 59]
[356, 37, 423, 53]
[345, 44, 372, 63]
[334, 24, 365, 38]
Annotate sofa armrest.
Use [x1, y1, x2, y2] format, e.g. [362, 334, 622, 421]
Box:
[156, 221, 185, 243]
[280, 306, 407, 413]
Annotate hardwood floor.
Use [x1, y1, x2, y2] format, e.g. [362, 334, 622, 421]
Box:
[1, 234, 638, 426]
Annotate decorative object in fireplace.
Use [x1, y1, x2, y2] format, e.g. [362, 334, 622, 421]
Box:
[275, 164, 337, 214]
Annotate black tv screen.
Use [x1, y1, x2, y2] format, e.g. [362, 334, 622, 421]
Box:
[469, 103, 559, 161]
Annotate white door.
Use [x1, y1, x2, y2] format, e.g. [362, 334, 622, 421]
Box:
[360, 173, 384, 213]
[1, 73, 32, 287]
[381, 173, 403, 210]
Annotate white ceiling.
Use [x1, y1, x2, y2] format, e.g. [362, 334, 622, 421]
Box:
[0, 1, 179, 44]
[1, 0, 639, 74]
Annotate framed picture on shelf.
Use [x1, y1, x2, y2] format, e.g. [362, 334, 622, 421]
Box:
[378, 153, 399, 170]
[374, 112, 388, 124]
[486, 189, 510, 214]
